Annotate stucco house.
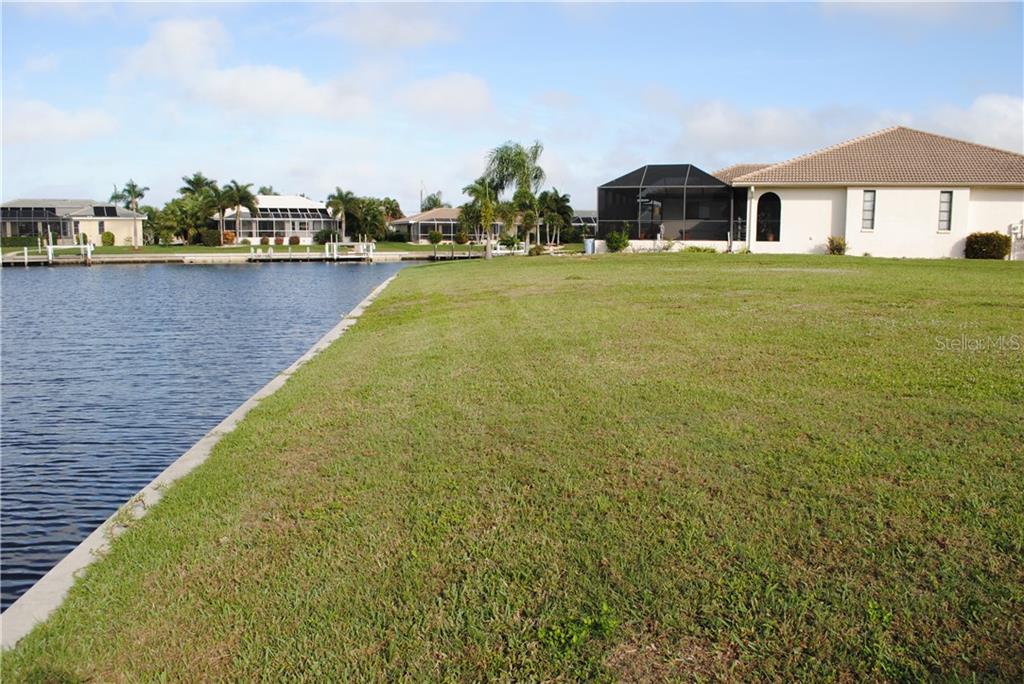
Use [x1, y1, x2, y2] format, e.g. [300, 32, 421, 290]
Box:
[1, 199, 146, 246]
[596, 127, 1024, 258]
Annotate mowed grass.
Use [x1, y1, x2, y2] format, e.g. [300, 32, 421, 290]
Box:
[4, 254, 1023, 681]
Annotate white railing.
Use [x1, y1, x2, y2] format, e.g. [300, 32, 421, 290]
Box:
[46, 243, 93, 263]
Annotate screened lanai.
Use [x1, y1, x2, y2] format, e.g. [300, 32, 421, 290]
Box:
[597, 164, 747, 242]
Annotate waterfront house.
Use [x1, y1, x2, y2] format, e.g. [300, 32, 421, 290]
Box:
[390, 207, 463, 242]
[1, 199, 146, 246]
[392, 208, 599, 243]
[217, 194, 338, 245]
[597, 127, 1024, 258]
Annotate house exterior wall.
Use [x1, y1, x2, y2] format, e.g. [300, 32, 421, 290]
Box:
[747, 187, 845, 254]
[743, 185, 1022, 258]
[967, 187, 1024, 235]
[843, 187, 969, 258]
[76, 218, 142, 246]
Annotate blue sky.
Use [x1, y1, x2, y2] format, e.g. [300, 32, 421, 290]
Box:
[3, 2, 1022, 214]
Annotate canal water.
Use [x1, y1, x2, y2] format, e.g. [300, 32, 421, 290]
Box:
[0, 262, 406, 609]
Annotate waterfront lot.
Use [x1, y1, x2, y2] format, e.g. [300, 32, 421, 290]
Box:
[4, 254, 1022, 680]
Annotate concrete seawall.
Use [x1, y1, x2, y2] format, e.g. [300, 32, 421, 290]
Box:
[0, 250, 481, 267]
[0, 273, 401, 650]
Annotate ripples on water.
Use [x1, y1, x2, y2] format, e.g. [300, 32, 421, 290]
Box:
[1, 262, 405, 609]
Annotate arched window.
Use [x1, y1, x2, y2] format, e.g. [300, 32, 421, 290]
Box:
[756, 192, 781, 242]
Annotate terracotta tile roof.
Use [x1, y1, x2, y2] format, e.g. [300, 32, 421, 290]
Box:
[712, 163, 773, 184]
[731, 126, 1024, 187]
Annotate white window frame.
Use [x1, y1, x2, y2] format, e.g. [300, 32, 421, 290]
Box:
[861, 190, 876, 232]
[938, 190, 952, 233]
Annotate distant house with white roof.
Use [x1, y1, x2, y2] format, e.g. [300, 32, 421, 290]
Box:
[218, 194, 338, 245]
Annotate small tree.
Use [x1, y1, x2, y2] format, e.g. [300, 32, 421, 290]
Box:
[605, 226, 630, 253]
[428, 229, 443, 257]
[454, 229, 469, 245]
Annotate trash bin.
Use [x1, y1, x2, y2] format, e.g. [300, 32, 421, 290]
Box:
[583, 238, 595, 255]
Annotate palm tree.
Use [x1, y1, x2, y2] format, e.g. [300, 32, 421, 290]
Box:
[486, 140, 545, 197]
[421, 191, 451, 211]
[224, 181, 258, 245]
[538, 188, 572, 245]
[120, 179, 149, 248]
[179, 172, 217, 196]
[495, 201, 518, 246]
[326, 187, 357, 242]
[211, 185, 233, 245]
[463, 176, 497, 259]
[257, 185, 278, 195]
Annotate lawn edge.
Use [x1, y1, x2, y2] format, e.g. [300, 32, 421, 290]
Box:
[0, 272, 401, 650]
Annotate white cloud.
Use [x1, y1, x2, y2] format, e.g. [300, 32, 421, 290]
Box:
[117, 18, 371, 119]
[663, 94, 1024, 168]
[924, 94, 1024, 153]
[3, 100, 117, 144]
[23, 53, 59, 73]
[396, 73, 493, 122]
[314, 5, 454, 48]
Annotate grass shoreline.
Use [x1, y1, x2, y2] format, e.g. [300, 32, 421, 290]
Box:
[3, 254, 1022, 680]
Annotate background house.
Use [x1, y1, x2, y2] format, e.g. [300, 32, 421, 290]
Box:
[1, 199, 146, 246]
[218, 195, 337, 245]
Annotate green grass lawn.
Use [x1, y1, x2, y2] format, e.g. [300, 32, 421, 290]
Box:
[4, 254, 1022, 681]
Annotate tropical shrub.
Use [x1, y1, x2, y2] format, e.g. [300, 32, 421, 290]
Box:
[528, 244, 545, 257]
[499, 233, 519, 249]
[288, 235, 300, 246]
[682, 245, 717, 253]
[314, 227, 335, 244]
[826, 236, 847, 255]
[385, 230, 407, 243]
[428, 230, 443, 245]
[274, 236, 284, 246]
[101, 231, 115, 247]
[454, 230, 469, 245]
[78, 233, 89, 245]
[223, 230, 236, 245]
[200, 229, 220, 247]
[605, 228, 629, 253]
[240, 238, 251, 246]
[964, 231, 1011, 259]
[260, 236, 269, 246]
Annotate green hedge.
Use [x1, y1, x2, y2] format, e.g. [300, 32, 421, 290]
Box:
[964, 232, 1010, 259]
[0, 236, 43, 248]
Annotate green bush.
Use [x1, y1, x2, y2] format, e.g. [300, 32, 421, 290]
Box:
[314, 227, 336, 244]
[385, 230, 407, 243]
[78, 232, 90, 245]
[101, 231, 115, 246]
[200, 229, 220, 247]
[682, 245, 717, 253]
[454, 230, 469, 245]
[240, 238, 251, 246]
[499, 233, 519, 249]
[528, 244, 545, 257]
[428, 230, 443, 245]
[0, 236, 41, 248]
[605, 228, 629, 253]
[826, 236, 848, 255]
[288, 235, 300, 246]
[964, 231, 1011, 259]
[260, 236, 270, 246]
